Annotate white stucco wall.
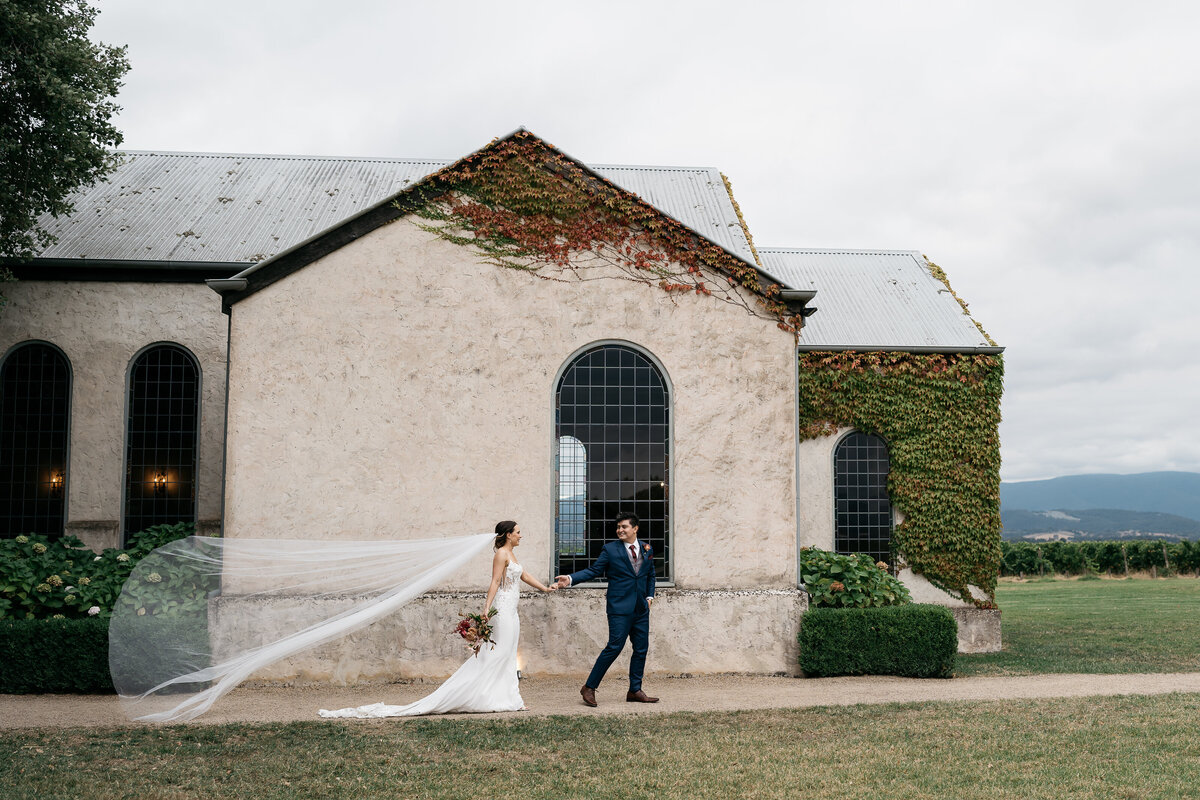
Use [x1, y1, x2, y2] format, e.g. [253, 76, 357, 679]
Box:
[0, 280, 228, 548]
[224, 217, 798, 591]
[219, 215, 803, 675]
[796, 427, 845, 553]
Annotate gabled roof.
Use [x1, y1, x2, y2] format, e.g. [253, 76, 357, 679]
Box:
[208, 129, 796, 316]
[759, 248, 1001, 353]
[28, 145, 757, 268]
[16, 129, 1003, 352]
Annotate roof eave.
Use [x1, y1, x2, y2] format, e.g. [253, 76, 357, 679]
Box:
[6, 258, 246, 283]
[795, 343, 1005, 354]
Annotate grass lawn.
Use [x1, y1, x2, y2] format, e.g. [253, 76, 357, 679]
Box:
[957, 576, 1200, 677]
[5, 576, 1199, 798]
[5, 693, 1200, 800]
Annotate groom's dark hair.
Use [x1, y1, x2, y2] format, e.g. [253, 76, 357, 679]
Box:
[615, 511, 639, 529]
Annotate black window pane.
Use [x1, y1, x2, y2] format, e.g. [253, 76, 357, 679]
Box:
[1, 343, 70, 538]
[555, 345, 669, 581]
[124, 345, 199, 539]
[834, 432, 893, 567]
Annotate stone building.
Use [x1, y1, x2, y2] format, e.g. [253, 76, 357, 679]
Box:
[1, 130, 1003, 678]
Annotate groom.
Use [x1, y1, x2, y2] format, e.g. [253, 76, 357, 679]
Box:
[555, 512, 659, 706]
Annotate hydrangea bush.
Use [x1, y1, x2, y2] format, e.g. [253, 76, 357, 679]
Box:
[0, 523, 194, 620]
[799, 547, 912, 608]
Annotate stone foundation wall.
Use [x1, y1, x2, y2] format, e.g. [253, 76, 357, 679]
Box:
[951, 607, 1002, 654]
[210, 588, 809, 685]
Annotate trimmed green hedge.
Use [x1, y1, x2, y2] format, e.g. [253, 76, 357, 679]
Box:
[0, 617, 113, 693]
[799, 604, 957, 678]
[108, 613, 210, 695]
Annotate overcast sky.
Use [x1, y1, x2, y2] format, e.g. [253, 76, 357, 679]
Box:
[90, 0, 1200, 483]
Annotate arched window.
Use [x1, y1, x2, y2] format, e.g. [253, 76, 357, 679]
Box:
[1, 342, 71, 538]
[124, 344, 200, 538]
[555, 344, 670, 581]
[834, 431, 893, 567]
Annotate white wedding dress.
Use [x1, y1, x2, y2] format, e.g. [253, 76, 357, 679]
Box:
[319, 559, 525, 718]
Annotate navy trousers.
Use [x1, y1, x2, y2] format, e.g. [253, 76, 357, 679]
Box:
[585, 605, 650, 692]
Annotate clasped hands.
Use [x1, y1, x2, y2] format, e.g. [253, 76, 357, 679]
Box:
[548, 575, 652, 606]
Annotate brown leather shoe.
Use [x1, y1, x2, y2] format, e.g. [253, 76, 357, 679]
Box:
[626, 689, 659, 703]
[580, 685, 598, 707]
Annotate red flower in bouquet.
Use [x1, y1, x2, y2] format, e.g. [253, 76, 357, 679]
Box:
[455, 608, 497, 656]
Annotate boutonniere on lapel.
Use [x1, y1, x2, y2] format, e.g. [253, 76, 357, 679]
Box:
[642, 544, 652, 557]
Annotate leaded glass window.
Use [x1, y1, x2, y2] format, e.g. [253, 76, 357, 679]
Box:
[555, 344, 670, 581]
[1, 342, 71, 538]
[124, 344, 199, 538]
[834, 431, 893, 567]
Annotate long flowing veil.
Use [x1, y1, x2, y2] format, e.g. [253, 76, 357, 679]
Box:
[108, 533, 494, 723]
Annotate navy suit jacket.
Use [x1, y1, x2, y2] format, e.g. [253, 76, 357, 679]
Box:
[569, 540, 656, 618]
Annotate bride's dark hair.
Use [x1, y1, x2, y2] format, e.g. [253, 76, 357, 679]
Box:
[493, 520, 517, 549]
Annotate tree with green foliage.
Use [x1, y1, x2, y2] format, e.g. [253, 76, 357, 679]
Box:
[0, 0, 128, 283]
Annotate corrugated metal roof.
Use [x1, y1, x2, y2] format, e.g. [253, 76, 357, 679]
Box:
[33, 152, 756, 266]
[758, 248, 998, 351]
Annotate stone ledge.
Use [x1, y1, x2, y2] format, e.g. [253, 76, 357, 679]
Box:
[64, 520, 118, 552]
[211, 588, 810, 684]
[952, 607, 1001, 653]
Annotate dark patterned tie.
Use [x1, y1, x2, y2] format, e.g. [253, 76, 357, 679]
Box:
[630, 544, 638, 567]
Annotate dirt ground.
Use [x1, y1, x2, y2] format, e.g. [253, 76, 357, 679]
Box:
[5, 671, 1200, 729]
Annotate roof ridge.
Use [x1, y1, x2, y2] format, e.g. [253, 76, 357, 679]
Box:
[119, 150, 454, 164]
[117, 151, 722, 173]
[760, 247, 921, 256]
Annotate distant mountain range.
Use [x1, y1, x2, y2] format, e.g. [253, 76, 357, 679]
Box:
[1000, 508, 1200, 542]
[999, 471, 1200, 541]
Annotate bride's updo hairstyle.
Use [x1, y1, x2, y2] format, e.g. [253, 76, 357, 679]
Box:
[493, 520, 518, 549]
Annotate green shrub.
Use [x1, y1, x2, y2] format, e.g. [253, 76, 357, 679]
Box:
[999, 539, 1198, 577]
[799, 604, 957, 678]
[799, 548, 911, 608]
[0, 617, 113, 693]
[1, 523, 195, 620]
[108, 612, 211, 695]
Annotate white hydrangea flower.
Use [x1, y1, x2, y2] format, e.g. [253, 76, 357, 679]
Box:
[87, 606, 101, 616]
[116, 553, 131, 562]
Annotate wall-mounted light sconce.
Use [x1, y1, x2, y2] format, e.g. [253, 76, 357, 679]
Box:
[49, 471, 64, 498]
[152, 472, 168, 496]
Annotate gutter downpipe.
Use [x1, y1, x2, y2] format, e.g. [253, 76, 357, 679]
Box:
[793, 341, 804, 587]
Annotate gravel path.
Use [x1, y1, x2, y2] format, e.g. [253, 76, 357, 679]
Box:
[6, 671, 1200, 729]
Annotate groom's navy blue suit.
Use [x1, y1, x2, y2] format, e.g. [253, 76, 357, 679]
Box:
[569, 539, 656, 692]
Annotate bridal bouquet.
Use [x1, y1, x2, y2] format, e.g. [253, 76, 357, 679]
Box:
[455, 608, 497, 656]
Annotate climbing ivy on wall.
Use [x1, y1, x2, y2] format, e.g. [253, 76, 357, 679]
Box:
[798, 351, 1004, 606]
[397, 131, 801, 332]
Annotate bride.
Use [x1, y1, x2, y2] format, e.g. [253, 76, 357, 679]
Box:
[319, 520, 556, 718]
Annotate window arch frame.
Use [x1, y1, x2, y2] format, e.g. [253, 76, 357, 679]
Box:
[121, 341, 202, 542]
[831, 429, 894, 568]
[551, 340, 674, 584]
[0, 340, 73, 539]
